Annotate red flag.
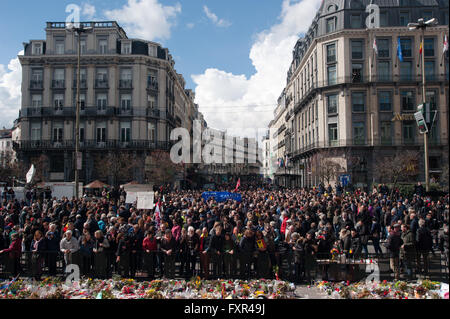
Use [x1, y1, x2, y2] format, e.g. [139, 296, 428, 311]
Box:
[234, 178, 240, 192]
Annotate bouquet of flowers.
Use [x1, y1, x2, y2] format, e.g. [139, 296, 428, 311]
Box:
[330, 248, 340, 261]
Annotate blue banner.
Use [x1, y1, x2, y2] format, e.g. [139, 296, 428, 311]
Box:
[201, 192, 242, 202]
[397, 37, 403, 62]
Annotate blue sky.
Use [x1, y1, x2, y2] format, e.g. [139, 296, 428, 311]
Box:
[0, 0, 280, 90]
[0, 0, 322, 131]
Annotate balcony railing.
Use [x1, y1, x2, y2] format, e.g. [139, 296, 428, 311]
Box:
[47, 21, 119, 29]
[80, 107, 116, 117]
[14, 139, 172, 151]
[52, 80, 65, 89]
[95, 79, 109, 89]
[147, 80, 158, 91]
[30, 80, 43, 90]
[119, 79, 133, 89]
[166, 112, 175, 123]
[147, 108, 160, 117]
[22, 107, 75, 117]
[73, 79, 87, 89]
[20, 106, 166, 119]
[290, 137, 449, 158]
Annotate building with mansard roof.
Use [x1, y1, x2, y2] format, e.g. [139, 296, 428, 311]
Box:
[270, 0, 449, 188]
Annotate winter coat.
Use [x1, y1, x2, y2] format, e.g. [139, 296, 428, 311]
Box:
[206, 233, 224, 253]
[384, 232, 403, 257]
[401, 230, 416, 258]
[416, 226, 433, 252]
[2, 237, 22, 259]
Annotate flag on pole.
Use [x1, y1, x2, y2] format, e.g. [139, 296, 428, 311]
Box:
[235, 178, 241, 192]
[419, 41, 423, 55]
[444, 34, 448, 54]
[154, 201, 161, 228]
[397, 37, 403, 62]
[373, 38, 378, 56]
[441, 34, 448, 65]
[26, 164, 35, 184]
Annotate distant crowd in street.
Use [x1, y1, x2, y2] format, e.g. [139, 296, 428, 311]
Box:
[0, 181, 448, 283]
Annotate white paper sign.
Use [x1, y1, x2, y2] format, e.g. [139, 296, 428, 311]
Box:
[136, 192, 155, 209]
[125, 191, 138, 204]
[26, 164, 35, 184]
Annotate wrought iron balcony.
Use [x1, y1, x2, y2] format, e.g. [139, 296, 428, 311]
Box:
[14, 139, 173, 151]
[95, 79, 109, 89]
[52, 80, 65, 89]
[30, 80, 43, 90]
[73, 79, 87, 89]
[119, 79, 133, 89]
[147, 80, 158, 91]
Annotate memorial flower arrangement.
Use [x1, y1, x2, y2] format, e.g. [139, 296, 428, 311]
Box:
[0, 277, 296, 299]
[330, 248, 341, 261]
[315, 279, 448, 299]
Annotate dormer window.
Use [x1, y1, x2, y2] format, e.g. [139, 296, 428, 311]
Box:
[122, 41, 131, 54]
[55, 38, 65, 55]
[98, 38, 108, 54]
[148, 44, 157, 57]
[32, 42, 42, 55]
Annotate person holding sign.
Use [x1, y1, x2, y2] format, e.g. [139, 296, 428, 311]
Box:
[255, 230, 270, 278]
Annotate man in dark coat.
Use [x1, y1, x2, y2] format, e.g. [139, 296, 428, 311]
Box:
[400, 224, 416, 280]
[45, 226, 60, 276]
[384, 224, 403, 280]
[205, 224, 224, 278]
[414, 182, 425, 197]
[416, 219, 433, 275]
[350, 229, 362, 259]
[239, 229, 255, 279]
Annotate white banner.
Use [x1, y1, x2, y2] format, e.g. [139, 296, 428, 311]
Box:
[136, 192, 155, 209]
[26, 164, 35, 184]
[125, 191, 138, 204]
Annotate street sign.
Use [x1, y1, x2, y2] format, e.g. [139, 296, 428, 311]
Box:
[339, 174, 350, 186]
[414, 111, 428, 134]
[76, 152, 82, 170]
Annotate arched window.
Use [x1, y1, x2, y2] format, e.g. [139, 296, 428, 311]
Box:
[327, 4, 338, 13]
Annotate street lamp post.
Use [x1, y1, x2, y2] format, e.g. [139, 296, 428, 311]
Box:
[407, 17, 438, 192]
[67, 23, 92, 199]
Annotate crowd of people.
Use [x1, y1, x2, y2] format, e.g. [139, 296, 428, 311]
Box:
[0, 182, 448, 283]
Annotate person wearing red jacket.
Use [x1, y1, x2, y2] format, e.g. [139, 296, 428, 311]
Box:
[0, 232, 22, 277]
[142, 228, 158, 279]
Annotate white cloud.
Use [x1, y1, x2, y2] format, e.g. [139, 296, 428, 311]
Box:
[104, 0, 181, 41]
[192, 0, 321, 136]
[0, 51, 23, 129]
[82, 3, 96, 20]
[186, 22, 195, 29]
[203, 5, 231, 28]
